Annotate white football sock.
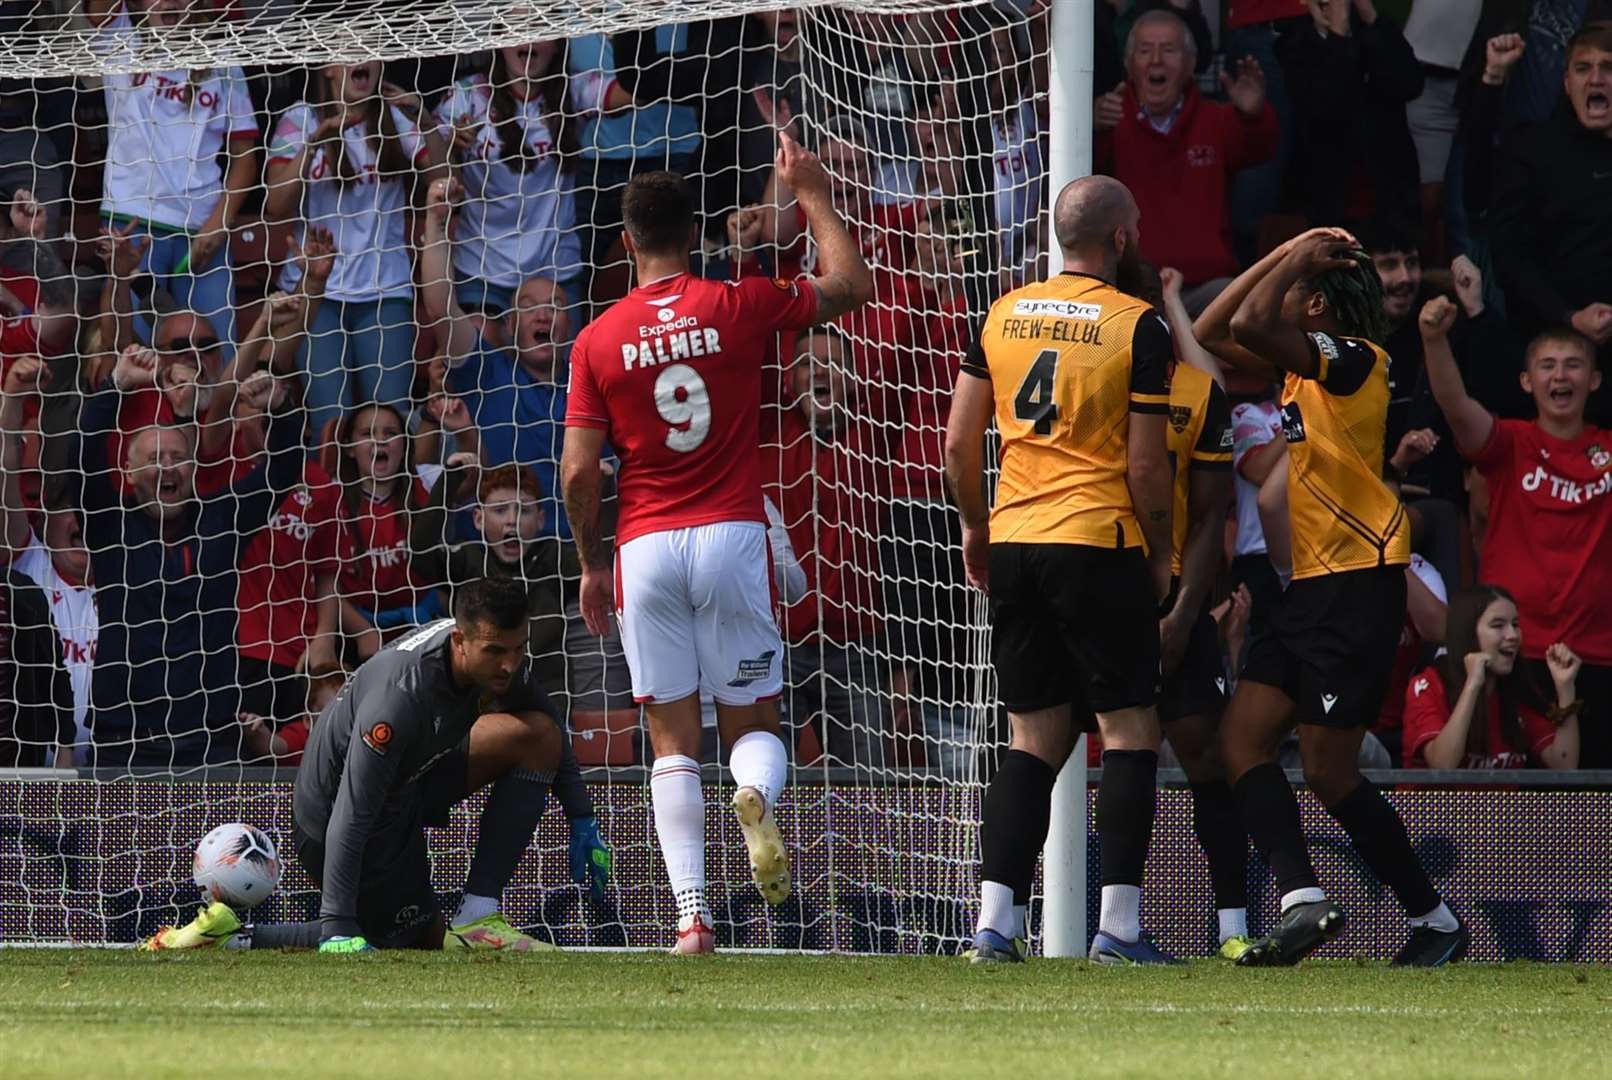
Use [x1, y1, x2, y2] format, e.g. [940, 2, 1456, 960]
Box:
[1281, 887, 1327, 912]
[728, 730, 787, 812]
[1218, 907, 1249, 943]
[454, 893, 499, 927]
[1099, 884, 1141, 942]
[1409, 901, 1459, 933]
[652, 754, 707, 917]
[1012, 903, 1028, 940]
[977, 880, 1015, 938]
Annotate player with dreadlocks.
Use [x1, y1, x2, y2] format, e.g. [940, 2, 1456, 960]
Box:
[1194, 227, 1466, 967]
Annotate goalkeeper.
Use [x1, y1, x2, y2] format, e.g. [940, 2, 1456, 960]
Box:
[144, 577, 612, 954]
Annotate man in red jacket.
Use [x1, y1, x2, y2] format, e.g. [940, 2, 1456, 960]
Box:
[1095, 9, 1278, 312]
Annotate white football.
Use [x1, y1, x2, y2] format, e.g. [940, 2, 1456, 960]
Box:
[193, 823, 281, 910]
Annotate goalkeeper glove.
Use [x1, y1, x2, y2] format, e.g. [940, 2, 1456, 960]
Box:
[568, 816, 612, 902]
[319, 935, 375, 954]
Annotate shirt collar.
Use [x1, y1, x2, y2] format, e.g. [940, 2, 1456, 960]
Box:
[1137, 95, 1186, 134]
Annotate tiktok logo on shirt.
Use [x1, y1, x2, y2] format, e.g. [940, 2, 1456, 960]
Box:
[1520, 464, 1612, 505]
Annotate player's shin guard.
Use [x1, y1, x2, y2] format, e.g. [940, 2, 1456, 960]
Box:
[1234, 761, 1323, 905]
[1190, 780, 1249, 914]
[651, 754, 708, 920]
[728, 729, 787, 811]
[1096, 749, 1158, 941]
[978, 749, 1056, 936]
[1325, 779, 1442, 919]
[466, 766, 553, 900]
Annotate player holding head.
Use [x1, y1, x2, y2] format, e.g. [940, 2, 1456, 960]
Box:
[144, 577, 607, 953]
[561, 132, 873, 953]
[946, 175, 1179, 964]
[1196, 228, 1463, 967]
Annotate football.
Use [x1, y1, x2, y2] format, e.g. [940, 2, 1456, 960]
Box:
[193, 823, 282, 910]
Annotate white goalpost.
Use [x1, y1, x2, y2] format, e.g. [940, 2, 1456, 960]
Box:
[0, 0, 1090, 954]
[1037, 0, 1090, 960]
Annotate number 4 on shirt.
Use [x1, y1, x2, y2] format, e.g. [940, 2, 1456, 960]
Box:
[1013, 348, 1060, 435]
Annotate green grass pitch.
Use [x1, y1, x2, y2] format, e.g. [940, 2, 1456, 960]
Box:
[3, 951, 1607, 1078]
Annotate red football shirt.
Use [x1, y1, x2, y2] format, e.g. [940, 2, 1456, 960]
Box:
[762, 408, 883, 645]
[1468, 419, 1612, 664]
[1402, 665, 1557, 769]
[336, 476, 431, 612]
[236, 462, 342, 669]
[890, 297, 970, 502]
[566, 272, 819, 545]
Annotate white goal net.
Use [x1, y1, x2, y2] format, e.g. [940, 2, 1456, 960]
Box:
[0, 0, 1050, 951]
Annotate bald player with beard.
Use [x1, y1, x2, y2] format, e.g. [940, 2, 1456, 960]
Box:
[946, 176, 1179, 964]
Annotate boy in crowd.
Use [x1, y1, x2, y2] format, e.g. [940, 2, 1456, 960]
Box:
[1422, 297, 1609, 766]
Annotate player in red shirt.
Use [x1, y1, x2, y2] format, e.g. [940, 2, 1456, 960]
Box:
[1422, 296, 1612, 766]
[561, 133, 873, 953]
[1403, 585, 1580, 769]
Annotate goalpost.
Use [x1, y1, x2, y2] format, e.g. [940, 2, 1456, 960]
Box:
[0, 0, 1089, 953]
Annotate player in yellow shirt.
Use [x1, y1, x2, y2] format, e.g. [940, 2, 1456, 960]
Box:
[946, 176, 1177, 964]
[1196, 228, 1465, 967]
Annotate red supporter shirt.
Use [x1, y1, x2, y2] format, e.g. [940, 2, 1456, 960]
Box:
[236, 462, 342, 669]
[336, 477, 431, 612]
[566, 272, 819, 545]
[1402, 665, 1557, 769]
[1377, 555, 1446, 735]
[890, 298, 970, 502]
[1468, 419, 1612, 664]
[762, 408, 883, 645]
[1095, 85, 1279, 285]
[0, 271, 40, 361]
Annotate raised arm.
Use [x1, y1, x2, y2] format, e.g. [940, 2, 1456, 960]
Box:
[1418, 296, 1495, 456]
[1193, 237, 1294, 379]
[419, 177, 479, 364]
[1421, 657, 1488, 770]
[1160, 267, 1225, 386]
[0, 357, 47, 555]
[1228, 229, 1359, 378]
[772, 132, 874, 323]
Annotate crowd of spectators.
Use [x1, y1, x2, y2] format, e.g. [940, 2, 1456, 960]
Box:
[0, 0, 1608, 775]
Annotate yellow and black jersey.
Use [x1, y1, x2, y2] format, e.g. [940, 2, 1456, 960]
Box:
[961, 271, 1172, 549]
[1166, 363, 1233, 576]
[1281, 331, 1411, 579]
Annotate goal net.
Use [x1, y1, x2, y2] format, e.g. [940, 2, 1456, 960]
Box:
[0, 0, 1051, 952]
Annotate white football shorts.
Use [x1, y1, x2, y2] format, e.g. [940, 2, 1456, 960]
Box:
[615, 520, 783, 706]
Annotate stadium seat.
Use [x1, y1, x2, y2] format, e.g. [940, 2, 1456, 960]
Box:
[569, 709, 640, 766]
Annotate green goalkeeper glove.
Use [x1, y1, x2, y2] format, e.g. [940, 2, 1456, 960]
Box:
[319, 935, 375, 954]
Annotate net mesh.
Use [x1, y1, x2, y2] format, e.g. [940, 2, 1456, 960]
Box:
[0, 0, 1050, 951]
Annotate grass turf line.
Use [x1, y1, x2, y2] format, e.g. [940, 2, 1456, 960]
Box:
[2, 952, 1607, 1079]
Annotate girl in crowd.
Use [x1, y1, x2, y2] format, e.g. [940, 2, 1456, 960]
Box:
[1403, 585, 1581, 769]
[434, 41, 581, 312]
[329, 403, 443, 663]
[265, 61, 447, 439]
[89, 0, 259, 354]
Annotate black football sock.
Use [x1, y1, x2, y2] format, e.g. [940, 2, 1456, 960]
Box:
[464, 766, 553, 902]
[980, 749, 1057, 906]
[1096, 749, 1158, 888]
[246, 921, 322, 949]
[1325, 779, 1441, 918]
[1234, 762, 1321, 902]
[1189, 780, 1249, 911]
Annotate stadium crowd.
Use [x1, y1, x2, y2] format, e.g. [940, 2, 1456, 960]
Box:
[0, 0, 1607, 777]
